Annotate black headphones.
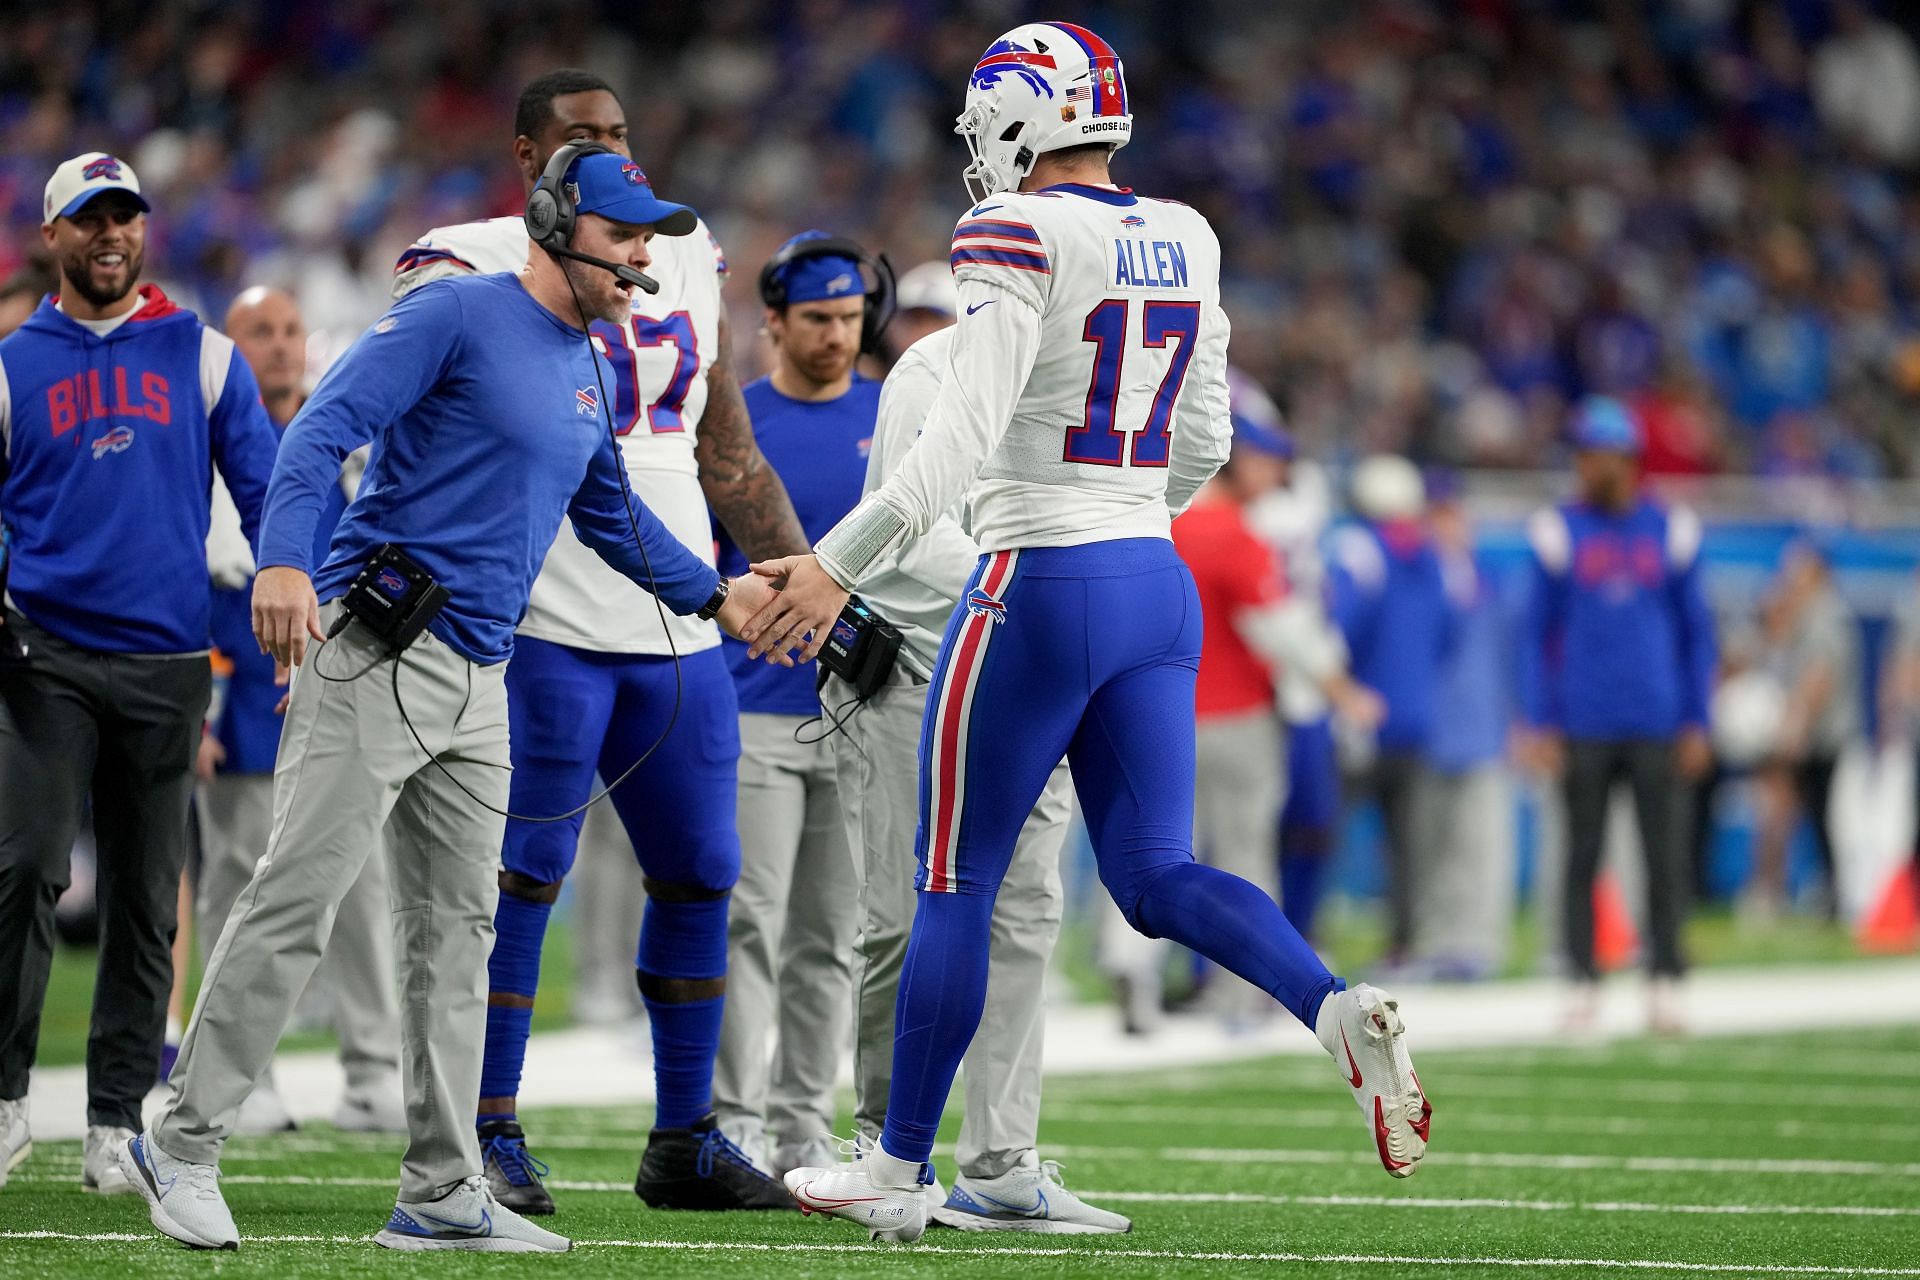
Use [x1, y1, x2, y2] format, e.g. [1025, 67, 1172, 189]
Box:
[524, 137, 606, 250]
[757, 235, 897, 354]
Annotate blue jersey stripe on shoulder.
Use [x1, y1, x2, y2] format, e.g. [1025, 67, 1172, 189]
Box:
[953, 219, 1042, 244]
[950, 247, 1051, 274]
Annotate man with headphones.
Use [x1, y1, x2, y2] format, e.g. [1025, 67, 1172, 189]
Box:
[392, 71, 807, 1216]
[122, 148, 782, 1254]
[709, 231, 892, 1177]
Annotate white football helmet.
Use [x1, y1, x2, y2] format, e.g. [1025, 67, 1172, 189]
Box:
[956, 22, 1132, 203]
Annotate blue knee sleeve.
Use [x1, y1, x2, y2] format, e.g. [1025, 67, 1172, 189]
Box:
[880, 891, 997, 1166]
[635, 894, 729, 980]
[479, 893, 550, 1105]
[1129, 861, 1342, 1029]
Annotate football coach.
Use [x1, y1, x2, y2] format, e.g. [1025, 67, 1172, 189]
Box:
[121, 149, 780, 1254]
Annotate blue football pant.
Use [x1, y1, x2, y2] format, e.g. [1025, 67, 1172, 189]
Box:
[482, 640, 739, 1126]
[881, 540, 1342, 1166]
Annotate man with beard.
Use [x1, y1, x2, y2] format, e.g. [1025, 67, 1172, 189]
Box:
[0, 153, 280, 1197]
[120, 150, 781, 1253]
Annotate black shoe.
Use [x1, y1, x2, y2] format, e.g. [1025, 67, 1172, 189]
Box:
[634, 1114, 793, 1211]
[479, 1119, 556, 1216]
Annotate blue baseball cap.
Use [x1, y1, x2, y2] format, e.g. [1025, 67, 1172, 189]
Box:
[1568, 395, 1642, 455]
[568, 152, 696, 236]
[1231, 412, 1295, 460]
[771, 231, 866, 305]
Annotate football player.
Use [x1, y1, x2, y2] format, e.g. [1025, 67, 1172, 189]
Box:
[743, 23, 1433, 1240]
[392, 69, 803, 1215]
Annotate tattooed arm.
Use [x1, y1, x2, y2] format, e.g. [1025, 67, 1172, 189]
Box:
[696, 310, 809, 559]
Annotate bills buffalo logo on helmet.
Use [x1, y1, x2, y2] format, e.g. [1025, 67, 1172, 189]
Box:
[964, 587, 1007, 623]
[90, 425, 134, 459]
[82, 156, 124, 182]
[971, 38, 1057, 97]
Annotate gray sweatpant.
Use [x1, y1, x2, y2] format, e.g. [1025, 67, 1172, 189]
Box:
[712, 711, 857, 1154]
[195, 772, 401, 1093]
[156, 607, 509, 1201]
[835, 672, 1069, 1179]
[1409, 764, 1516, 975]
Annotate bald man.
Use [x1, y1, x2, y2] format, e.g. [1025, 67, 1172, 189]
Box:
[188, 286, 404, 1134]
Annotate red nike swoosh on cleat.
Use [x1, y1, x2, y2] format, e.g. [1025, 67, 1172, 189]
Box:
[1373, 1096, 1414, 1173]
[1340, 1028, 1363, 1088]
[1410, 1070, 1433, 1143]
[795, 1181, 893, 1210]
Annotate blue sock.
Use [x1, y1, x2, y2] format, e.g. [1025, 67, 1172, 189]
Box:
[636, 894, 730, 1130]
[1131, 861, 1342, 1028]
[480, 893, 551, 1104]
[1280, 848, 1329, 939]
[879, 891, 996, 1165]
[641, 992, 723, 1130]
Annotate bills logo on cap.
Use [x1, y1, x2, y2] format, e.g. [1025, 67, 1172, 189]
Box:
[826, 273, 855, 295]
[576, 386, 599, 415]
[620, 162, 646, 187]
[82, 156, 124, 182]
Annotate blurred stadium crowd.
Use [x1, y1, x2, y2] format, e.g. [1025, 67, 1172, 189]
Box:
[4, 0, 1920, 478]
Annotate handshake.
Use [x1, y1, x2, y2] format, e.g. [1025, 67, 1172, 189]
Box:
[716, 553, 851, 667]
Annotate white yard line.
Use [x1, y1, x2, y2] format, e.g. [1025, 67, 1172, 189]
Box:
[1045, 1145, 1920, 1177]
[3, 1231, 1918, 1274]
[14, 1172, 1919, 1220]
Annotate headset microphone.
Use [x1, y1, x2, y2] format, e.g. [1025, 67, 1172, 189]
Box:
[542, 241, 660, 294]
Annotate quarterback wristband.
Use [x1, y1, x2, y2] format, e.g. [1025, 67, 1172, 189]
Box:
[814, 498, 911, 589]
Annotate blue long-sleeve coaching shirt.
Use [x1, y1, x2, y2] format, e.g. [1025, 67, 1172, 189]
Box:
[1327, 519, 1458, 753]
[715, 373, 880, 715]
[258, 273, 720, 665]
[1519, 496, 1716, 740]
[0, 287, 279, 653]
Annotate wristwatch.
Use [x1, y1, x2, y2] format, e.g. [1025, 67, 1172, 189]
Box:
[695, 578, 730, 622]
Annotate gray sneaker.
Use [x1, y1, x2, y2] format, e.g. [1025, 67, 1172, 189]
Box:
[375, 1175, 570, 1252]
[119, 1130, 239, 1250]
[82, 1125, 136, 1194]
[935, 1155, 1132, 1234]
[0, 1097, 28, 1190]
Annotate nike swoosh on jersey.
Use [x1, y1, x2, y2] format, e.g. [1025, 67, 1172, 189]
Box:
[970, 204, 1004, 216]
[965, 300, 997, 315]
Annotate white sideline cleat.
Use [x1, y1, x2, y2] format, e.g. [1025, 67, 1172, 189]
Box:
[934, 1153, 1131, 1233]
[374, 1174, 570, 1252]
[0, 1097, 29, 1190]
[784, 1141, 930, 1243]
[1315, 983, 1432, 1177]
[119, 1130, 239, 1250]
[82, 1125, 136, 1194]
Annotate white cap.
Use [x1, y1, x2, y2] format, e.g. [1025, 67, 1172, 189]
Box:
[1351, 454, 1426, 521]
[895, 260, 958, 317]
[43, 152, 150, 225]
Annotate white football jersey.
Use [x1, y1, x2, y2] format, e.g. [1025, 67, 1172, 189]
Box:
[392, 215, 727, 654]
[817, 185, 1231, 585]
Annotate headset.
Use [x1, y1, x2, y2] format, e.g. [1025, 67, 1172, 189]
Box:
[525, 138, 662, 296]
[757, 234, 897, 354]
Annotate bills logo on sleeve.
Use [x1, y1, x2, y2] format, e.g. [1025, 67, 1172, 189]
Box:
[576, 387, 599, 416]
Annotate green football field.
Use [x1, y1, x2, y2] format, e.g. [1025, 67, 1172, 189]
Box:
[5, 1022, 1917, 1278]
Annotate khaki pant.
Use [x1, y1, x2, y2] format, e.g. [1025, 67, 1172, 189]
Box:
[156, 606, 509, 1201]
[713, 711, 857, 1154]
[196, 772, 401, 1092]
[836, 673, 1070, 1178]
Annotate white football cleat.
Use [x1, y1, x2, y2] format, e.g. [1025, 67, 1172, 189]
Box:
[332, 1081, 406, 1134]
[784, 1143, 929, 1243]
[1315, 983, 1431, 1178]
[935, 1154, 1130, 1233]
[82, 1125, 136, 1194]
[119, 1130, 239, 1250]
[375, 1175, 570, 1252]
[0, 1097, 29, 1190]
